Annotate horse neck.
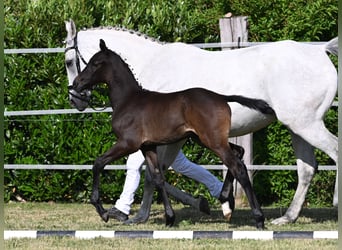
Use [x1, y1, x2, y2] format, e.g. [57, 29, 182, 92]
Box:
[78, 29, 163, 74]
[106, 56, 142, 107]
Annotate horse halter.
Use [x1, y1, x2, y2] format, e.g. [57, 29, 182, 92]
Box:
[64, 33, 88, 74]
[65, 33, 91, 103]
[65, 34, 109, 111]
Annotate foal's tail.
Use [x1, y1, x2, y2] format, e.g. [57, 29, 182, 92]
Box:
[224, 95, 275, 115]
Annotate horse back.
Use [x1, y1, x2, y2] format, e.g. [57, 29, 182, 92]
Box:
[111, 88, 231, 145]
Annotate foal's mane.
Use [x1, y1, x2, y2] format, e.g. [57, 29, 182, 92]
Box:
[79, 26, 166, 90]
[106, 48, 147, 92]
[81, 26, 166, 45]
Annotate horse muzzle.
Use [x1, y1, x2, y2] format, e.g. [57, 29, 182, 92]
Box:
[68, 87, 91, 111]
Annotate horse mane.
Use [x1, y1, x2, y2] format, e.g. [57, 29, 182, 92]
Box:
[80, 26, 167, 45]
[78, 26, 165, 88]
[107, 46, 148, 92]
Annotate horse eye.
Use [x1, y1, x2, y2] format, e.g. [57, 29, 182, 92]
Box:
[65, 60, 73, 67]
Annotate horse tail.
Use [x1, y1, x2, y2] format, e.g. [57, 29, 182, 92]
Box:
[224, 95, 275, 115]
[324, 37, 338, 56]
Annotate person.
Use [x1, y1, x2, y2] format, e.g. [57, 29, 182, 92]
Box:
[108, 150, 223, 221]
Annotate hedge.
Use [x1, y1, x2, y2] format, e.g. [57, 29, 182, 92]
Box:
[4, 0, 338, 207]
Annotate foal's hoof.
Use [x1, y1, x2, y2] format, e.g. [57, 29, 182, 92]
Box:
[224, 213, 232, 221]
[221, 201, 232, 221]
[124, 215, 147, 225]
[108, 206, 129, 222]
[101, 211, 109, 223]
[165, 215, 175, 227]
[256, 220, 265, 230]
[198, 196, 210, 215]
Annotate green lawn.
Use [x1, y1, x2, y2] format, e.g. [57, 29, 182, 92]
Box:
[4, 202, 338, 249]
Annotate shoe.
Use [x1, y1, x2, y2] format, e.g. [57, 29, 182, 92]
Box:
[108, 206, 128, 222]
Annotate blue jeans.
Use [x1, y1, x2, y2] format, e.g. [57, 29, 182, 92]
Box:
[115, 150, 223, 215]
[172, 151, 223, 198]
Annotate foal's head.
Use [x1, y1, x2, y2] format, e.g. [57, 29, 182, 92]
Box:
[72, 39, 115, 95]
[71, 39, 141, 111]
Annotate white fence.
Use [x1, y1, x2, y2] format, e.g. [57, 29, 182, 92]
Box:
[4, 42, 337, 172]
[3, 164, 337, 171]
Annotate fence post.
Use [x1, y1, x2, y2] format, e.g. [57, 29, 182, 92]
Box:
[219, 14, 253, 207]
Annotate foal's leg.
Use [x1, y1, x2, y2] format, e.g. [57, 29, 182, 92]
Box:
[125, 165, 155, 224]
[229, 142, 245, 159]
[219, 147, 264, 229]
[144, 147, 175, 226]
[219, 169, 235, 221]
[126, 142, 179, 224]
[156, 142, 210, 214]
[90, 141, 136, 222]
[127, 142, 210, 224]
[219, 143, 245, 220]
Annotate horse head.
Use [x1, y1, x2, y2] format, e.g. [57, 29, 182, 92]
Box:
[72, 39, 142, 111]
[71, 39, 112, 111]
[64, 19, 91, 111]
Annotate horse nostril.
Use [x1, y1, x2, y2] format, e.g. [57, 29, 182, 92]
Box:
[72, 78, 80, 90]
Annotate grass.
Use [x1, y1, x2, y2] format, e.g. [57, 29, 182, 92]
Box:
[4, 202, 338, 249]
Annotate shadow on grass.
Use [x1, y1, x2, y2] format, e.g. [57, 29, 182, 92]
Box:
[142, 205, 338, 228]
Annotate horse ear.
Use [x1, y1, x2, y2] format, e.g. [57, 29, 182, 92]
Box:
[99, 39, 108, 51]
[65, 19, 76, 39]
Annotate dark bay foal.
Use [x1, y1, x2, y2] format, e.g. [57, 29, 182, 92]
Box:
[71, 39, 274, 229]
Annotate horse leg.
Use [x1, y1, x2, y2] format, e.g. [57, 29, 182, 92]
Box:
[90, 141, 136, 222]
[219, 147, 264, 229]
[219, 169, 235, 221]
[272, 132, 317, 225]
[125, 165, 155, 224]
[125, 170, 208, 225]
[218, 142, 244, 220]
[273, 122, 338, 224]
[157, 142, 210, 214]
[125, 142, 180, 225]
[229, 142, 245, 159]
[294, 122, 338, 206]
[164, 182, 210, 214]
[144, 147, 175, 226]
[90, 157, 108, 222]
[127, 142, 209, 224]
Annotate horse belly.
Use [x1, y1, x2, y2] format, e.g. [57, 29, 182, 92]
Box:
[229, 103, 275, 137]
[140, 101, 189, 144]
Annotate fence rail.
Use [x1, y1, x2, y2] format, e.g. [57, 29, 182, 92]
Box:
[4, 164, 336, 171]
[4, 41, 337, 171]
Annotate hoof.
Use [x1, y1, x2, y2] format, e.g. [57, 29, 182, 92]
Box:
[221, 201, 232, 221]
[333, 198, 338, 207]
[223, 212, 232, 221]
[101, 211, 109, 223]
[165, 215, 175, 227]
[108, 206, 128, 222]
[256, 220, 265, 230]
[123, 218, 135, 225]
[271, 216, 293, 225]
[198, 196, 210, 215]
[124, 215, 147, 225]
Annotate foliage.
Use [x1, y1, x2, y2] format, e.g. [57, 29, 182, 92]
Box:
[229, 0, 338, 41]
[4, 0, 337, 207]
